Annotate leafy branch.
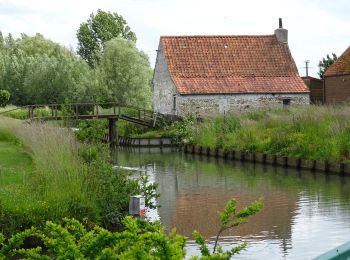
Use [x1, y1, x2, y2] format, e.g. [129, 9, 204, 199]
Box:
[192, 198, 263, 259]
[138, 172, 160, 210]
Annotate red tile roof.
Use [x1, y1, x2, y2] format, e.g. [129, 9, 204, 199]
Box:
[161, 35, 309, 94]
[324, 46, 350, 77]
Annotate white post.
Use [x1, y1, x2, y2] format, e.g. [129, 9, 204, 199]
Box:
[129, 195, 146, 218]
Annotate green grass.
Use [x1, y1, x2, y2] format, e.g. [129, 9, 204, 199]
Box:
[0, 141, 32, 170]
[185, 105, 350, 163]
[130, 129, 170, 138]
[0, 116, 140, 235]
[0, 117, 98, 235]
[0, 105, 52, 120]
[0, 140, 32, 202]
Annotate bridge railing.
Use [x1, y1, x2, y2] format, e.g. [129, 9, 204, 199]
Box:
[1, 103, 163, 127]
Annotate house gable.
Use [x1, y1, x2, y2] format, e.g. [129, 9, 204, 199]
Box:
[152, 41, 178, 114]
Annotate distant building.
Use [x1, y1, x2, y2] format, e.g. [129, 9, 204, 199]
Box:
[153, 19, 309, 117]
[302, 76, 324, 104]
[324, 46, 350, 104]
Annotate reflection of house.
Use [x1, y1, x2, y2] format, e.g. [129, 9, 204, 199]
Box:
[156, 158, 299, 242]
[153, 19, 309, 117]
[171, 189, 297, 240]
[324, 46, 350, 103]
[302, 76, 323, 104]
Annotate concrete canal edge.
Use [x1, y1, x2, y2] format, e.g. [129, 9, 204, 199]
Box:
[181, 144, 350, 175]
[117, 139, 349, 174]
[118, 137, 178, 148]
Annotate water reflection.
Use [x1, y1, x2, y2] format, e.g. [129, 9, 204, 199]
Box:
[113, 148, 350, 259]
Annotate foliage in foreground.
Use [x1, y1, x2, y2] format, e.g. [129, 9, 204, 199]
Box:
[0, 199, 263, 259]
[192, 199, 263, 259]
[0, 217, 186, 259]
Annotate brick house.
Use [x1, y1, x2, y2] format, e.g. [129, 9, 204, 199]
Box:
[302, 76, 324, 104]
[153, 20, 309, 117]
[324, 46, 350, 104]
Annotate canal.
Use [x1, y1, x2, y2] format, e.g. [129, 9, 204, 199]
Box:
[113, 148, 350, 259]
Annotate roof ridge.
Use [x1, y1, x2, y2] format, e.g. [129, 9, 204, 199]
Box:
[160, 34, 275, 38]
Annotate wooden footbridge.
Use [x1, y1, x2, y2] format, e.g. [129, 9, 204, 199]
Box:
[0, 102, 168, 146]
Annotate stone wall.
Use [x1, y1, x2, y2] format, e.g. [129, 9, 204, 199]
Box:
[176, 93, 309, 117]
[325, 75, 350, 104]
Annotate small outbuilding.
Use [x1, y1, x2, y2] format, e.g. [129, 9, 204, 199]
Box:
[302, 76, 324, 104]
[324, 46, 350, 104]
[153, 19, 309, 117]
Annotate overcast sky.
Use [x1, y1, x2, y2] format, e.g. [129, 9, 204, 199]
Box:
[1, 0, 349, 77]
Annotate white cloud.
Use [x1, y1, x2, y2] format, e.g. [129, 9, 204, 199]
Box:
[0, 0, 349, 77]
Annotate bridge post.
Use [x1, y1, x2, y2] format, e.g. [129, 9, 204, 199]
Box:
[108, 117, 118, 147]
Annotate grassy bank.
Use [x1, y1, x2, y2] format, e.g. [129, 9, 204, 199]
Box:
[181, 105, 350, 163]
[0, 105, 52, 120]
[0, 116, 139, 235]
[0, 117, 95, 234]
[0, 122, 34, 230]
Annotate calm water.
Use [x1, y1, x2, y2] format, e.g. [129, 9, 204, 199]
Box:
[113, 148, 350, 259]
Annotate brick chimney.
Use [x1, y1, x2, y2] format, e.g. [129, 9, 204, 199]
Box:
[274, 18, 288, 43]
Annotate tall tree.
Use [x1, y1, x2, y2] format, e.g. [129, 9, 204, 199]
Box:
[23, 55, 98, 105]
[0, 31, 4, 50]
[318, 53, 337, 79]
[0, 32, 98, 106]
[99, 37, 152, 108]
[15, 33, 71, 57]
[77, 9, 137, 68]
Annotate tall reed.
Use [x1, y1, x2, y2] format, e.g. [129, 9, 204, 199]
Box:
[0, 118, 99, 235]
[191, 105, 350, 162]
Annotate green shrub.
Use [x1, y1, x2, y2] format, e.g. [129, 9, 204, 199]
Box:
[0, 198, 263, 259]
[168, 115, 196, 144]
[117, 120, 149, 137]
[0, 90, 10, 107]
[0, 217, 186, 259]
[76, 120, 108, 143]
[86, 158, 139, 228]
